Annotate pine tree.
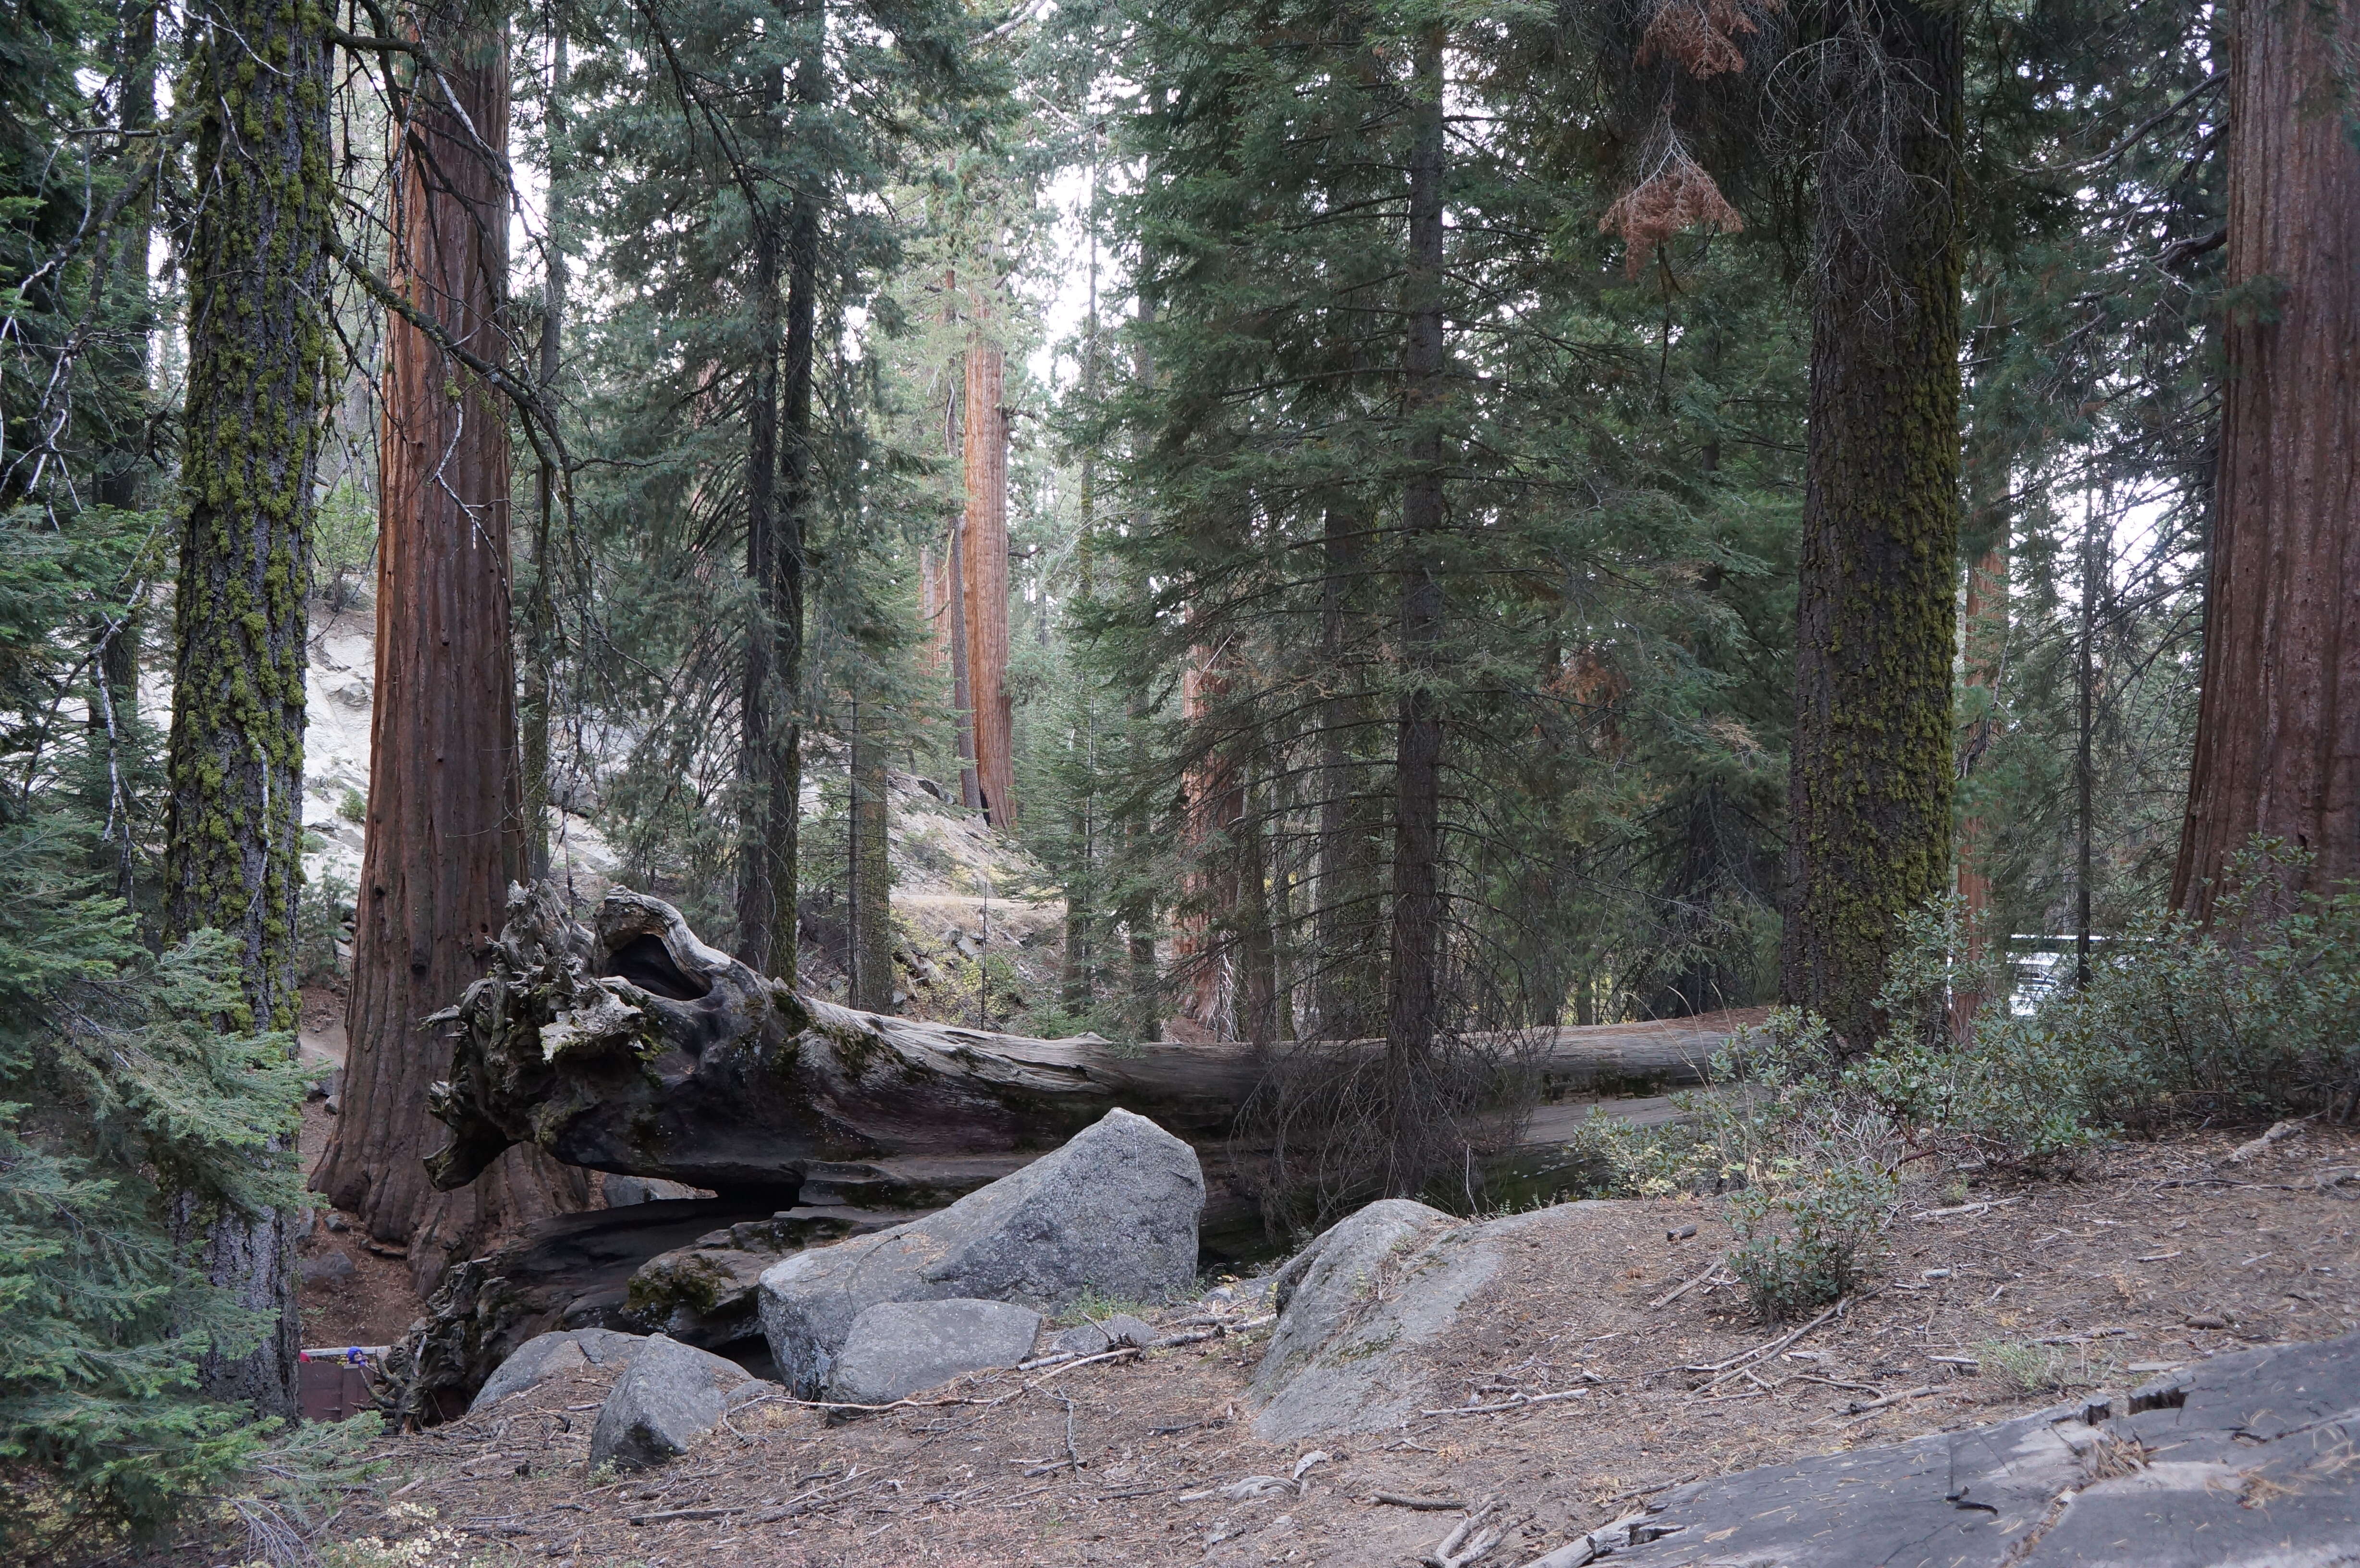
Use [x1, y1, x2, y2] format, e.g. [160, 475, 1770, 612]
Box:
[160, 0, 340, 1416]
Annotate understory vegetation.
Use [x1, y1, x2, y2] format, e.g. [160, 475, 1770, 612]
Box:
[1578, 853, 2360, 1316]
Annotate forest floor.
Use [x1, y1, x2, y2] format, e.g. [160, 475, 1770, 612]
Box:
[233, 1121, 2360, 1568]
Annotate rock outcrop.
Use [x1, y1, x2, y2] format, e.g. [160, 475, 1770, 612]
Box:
[470, 1326, 651, 1412]
[1547, 1330, 2360, 1568]
[1249, 1200, 1575, 1441]
[827, 1299, 1044, 1406]
[759, 1108, 1205, 1396]
[585, 1335, 753, 1473]
[622, 1207, 913, 1349]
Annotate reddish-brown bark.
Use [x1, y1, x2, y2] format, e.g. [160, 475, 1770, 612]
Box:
[2172, 0, 2360, 919]
[316, 10, 585, 1285]
[961, 340, 1016, 827]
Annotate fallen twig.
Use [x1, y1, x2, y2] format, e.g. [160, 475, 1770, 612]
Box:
[2225, 1116, 2314, 1165]
[1691, 1299, 1848, 1389]
[1426, 1496, 1504, 1568]
[1376, 1491, 1470, 1511]
[1911, 1197, 2024, 1220]
[1649, 1261, 1729, 1310]
[627, 1506, 741, 1526]
[1418, 1389, 1589, 1418]
[1840, 1384, 1937, 1416]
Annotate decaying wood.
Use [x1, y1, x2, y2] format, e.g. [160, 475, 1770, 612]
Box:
[425, 884, 1756, 1195]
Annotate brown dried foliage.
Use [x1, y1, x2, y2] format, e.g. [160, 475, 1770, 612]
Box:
[1599, 142, 1745, 276]
[1636, 0, 1776, 78]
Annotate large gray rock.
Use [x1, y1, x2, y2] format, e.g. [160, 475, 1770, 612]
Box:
[623, 1207, 912, 1348]
[828, 1298, 1043, 1405]
[587, 1335, 746, 1472]
[1250, 1200, 1564, 1441]
[757, 1108, 1204, 1396]
[1560, 1329, 2360, 1568]
[469, 1326, 652, 1412]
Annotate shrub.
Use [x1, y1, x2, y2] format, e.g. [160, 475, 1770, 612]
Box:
[1726, 1150, 1897, 1320]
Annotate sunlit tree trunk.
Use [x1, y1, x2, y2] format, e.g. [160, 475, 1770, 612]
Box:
[2171, 0, 2360, 921]
[319, 3, 587, 1287]
[161, 0, 333, 1417]
[961, 335, 1015, 826]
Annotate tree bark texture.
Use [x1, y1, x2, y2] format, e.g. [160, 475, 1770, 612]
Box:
[317, 7, 588, 1285]
[425, 886, 1758, 1193]
[961, 338, 1015, 827]
[2171, 0, 2360, 921]
[1314, 504, 1384, 1040]
[160, 0, 334, 1418]
[1175, 653, 1240, 1032]
[1779, 0, 1965, 1049]
[848, 704, 893, 1012]
[1384, 26, 1448, 1196]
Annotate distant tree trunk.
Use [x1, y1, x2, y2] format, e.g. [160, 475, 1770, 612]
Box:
[1313, 503, 1382, 1039]
[961, 337, 1015, 827]
[848, 700, 894, 1012]
[1952, 539, 2005, 1024]
[318, 4, 588, 1286]
[733, 127, 786, 975]
[2075, 506, 2102, 986]
[1175, 652, 1237, 1031]
[522, 15, 568, 883]
[2171, 0, 2360, 921]
[162, 0, 333, 1417]
[1120, 259, 1162, 1045]
[89, 0, 156, 908]
[762, 177, 817, 985]
[1779, 0, 1965, 1049]
[1061, 707, 1097, 1010]
[1236, 772, 1280, 1048]
[1384, 25, 1447, 1196]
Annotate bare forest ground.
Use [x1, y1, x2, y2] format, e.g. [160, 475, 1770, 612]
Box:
[242, 1123, 2360, 1568]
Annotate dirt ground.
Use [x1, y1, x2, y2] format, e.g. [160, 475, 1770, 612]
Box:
[199, 1121, 2360, 1568]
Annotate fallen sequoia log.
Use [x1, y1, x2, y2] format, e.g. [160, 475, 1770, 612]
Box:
[394, 884, 1759, 1409]
[426, 883, 1760, 1197]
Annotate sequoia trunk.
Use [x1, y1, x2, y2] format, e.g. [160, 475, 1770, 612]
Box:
[318, 5, 588, 1285]
[2171, 0, 2360, 920]
[160, 0, 334, 1417]
[1779, 0, 1966, 1048]
[961, 338, 1015, 826]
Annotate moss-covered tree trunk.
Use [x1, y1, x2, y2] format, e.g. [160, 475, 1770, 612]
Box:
[1383, 24, 1447, 1195]
[160, 0, 334, 1419]
[317, 2, 586, 1286]
[2171, 0, 2360, 921]
[1778, 0, 1965, 1049]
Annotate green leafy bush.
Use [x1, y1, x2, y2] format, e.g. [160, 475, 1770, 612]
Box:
[1726, 1150, 1898, 1320]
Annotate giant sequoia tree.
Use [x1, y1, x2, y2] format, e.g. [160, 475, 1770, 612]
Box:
[318, 1, 588, 1282]
[158, 0, 337, 1418]
[2173, 0, 2360, 918]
